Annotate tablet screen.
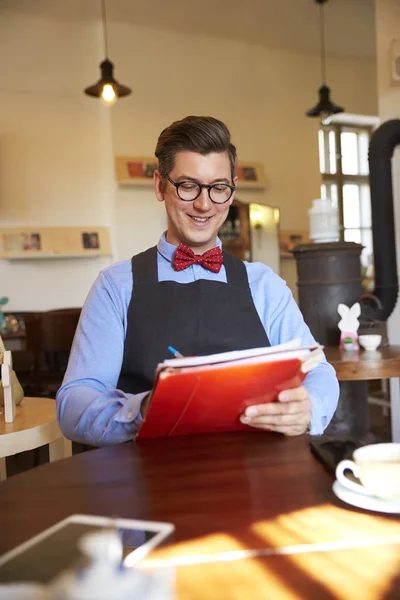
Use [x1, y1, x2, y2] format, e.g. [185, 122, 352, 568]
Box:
[0, 519, 169, 585]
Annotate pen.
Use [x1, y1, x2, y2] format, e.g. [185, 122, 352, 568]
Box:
[168, 346, 184, 358]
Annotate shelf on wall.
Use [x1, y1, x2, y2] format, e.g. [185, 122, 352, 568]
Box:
[0, 226, 112, 259]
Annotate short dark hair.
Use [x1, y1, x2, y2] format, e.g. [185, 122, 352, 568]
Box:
[155, 116, 237, 182]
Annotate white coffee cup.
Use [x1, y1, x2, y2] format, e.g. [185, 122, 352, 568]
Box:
[336, 443, 400, 500]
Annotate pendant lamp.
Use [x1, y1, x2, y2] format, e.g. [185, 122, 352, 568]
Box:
[306, 0, 344, 125]
[84, 0, 131, 105]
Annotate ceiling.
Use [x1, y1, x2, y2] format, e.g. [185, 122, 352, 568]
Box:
[0, 0, 376, 58]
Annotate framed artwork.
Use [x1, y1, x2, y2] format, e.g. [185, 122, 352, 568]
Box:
[1, 229, 49, 256]
[236, 162, 267, 190]
[82, 232, 100, 250]
[2, 232, 42, 253]
[51, 227, 111, 255]
[115, 156, 267, 190]
[115, 156, 157, 186]
[0, 227, 111, 258]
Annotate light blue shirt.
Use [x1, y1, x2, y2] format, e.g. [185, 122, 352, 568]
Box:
[56, 235, 339, 446]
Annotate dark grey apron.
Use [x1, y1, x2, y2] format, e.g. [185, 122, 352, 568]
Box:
[117, 246, 270, 394]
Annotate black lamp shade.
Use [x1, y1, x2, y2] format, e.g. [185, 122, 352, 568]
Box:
[306, 85, 344, 118]
[84, 59, 131, 98]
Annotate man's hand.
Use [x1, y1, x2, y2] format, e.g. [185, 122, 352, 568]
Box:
[240, 386, 312, 436]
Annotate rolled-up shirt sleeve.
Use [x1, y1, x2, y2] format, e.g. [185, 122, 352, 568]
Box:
[56, 269, 148, 446]
[303, 364, 339, 435]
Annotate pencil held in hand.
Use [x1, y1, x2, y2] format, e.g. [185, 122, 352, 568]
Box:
[168, 346, 184, 358]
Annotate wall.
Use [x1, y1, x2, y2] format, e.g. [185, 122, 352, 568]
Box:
[375, 0, 400, 343]
[110, 22, 378, 262]
[249, 204, 280, 274]
[0, 10, 378, 310]
[0, 13, 115, 310]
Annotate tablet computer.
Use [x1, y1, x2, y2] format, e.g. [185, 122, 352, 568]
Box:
[0, 514, 174, 585]
[309, 436, 361, 475]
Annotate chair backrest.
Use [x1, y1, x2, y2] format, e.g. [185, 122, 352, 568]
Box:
[24, 308, 81, 395]
[40, 309, 81, 353]
[41, 309, 81, 374]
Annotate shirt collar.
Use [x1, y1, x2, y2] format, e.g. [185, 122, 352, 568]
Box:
[157, 233, 223, 263]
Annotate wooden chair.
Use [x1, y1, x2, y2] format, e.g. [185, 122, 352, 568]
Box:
[0, 396, 72, 481]
[0, 335, 72, 480]
[24, 308, 81, 397]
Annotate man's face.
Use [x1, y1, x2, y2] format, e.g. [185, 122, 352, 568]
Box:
[154, 151, 237, 254]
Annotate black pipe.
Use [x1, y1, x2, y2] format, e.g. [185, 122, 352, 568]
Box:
[365, 119, 400, 320]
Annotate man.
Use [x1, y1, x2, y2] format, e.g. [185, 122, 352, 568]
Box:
[57, 116, 339, 446]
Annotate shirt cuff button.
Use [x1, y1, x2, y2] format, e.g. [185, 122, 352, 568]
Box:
[127, 412, 133, 419]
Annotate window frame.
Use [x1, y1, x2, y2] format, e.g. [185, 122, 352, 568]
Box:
[320, 123, 373, 243]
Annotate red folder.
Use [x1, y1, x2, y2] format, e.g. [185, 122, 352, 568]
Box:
[137, 344, 323, 439]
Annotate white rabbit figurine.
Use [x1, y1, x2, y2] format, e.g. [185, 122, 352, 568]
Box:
[337, 302, 361, 350]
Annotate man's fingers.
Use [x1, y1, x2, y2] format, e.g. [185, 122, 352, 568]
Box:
[278, 386, 309, 402]
[239, 418, 308, 436]
[240, 417, 309, 436]
[244, 400, 305, 418]
[240, 386, 312, 437]
[241, 413, 298, 427]
[241, 410, 309, 427]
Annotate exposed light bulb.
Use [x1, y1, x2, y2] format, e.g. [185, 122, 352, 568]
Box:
[251, 208, 263, 229]
[320, 111, 333, 126]
[101, 84, 117, 105]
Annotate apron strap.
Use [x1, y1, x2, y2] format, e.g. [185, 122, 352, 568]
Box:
[222, 251, 251, 288]
[131, 246, 158, 284]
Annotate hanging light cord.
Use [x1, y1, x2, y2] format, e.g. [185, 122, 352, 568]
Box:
[101, 0, 109, 58]
[319, 1, 327, 84]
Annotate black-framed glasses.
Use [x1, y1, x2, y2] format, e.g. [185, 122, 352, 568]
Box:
[166, 175, 235, 204]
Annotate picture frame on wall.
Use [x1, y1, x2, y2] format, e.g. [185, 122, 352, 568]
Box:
[82, 232, 100, 250]
[1, 230, 45, 255]
[279, 229, 310, 256]
[2, 232, 42, 253]
[115, 157, 158, 186]
[235, 162, 267, 190]
[115, 156, 267, 190]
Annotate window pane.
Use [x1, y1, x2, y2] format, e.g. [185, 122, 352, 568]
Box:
[344, 228, 362, 244]
[361, 228, 373, 268]
[359, 132, 370, 175]
[341, 131, 359, 175]
[329, 130, 336, 174]
[321, 182, 338, 209]
[360, 185, 371, 228]
[343, 184, 360, 228]
[330, 184, 338, 210]
[319, 130, 326, 173]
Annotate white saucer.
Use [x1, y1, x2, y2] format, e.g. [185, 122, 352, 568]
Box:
[332, 480, 400, 514]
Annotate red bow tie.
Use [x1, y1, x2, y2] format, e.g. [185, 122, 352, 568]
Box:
[173, 244, 223, 273]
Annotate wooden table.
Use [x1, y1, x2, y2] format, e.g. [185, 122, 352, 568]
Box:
[325, 345, 400, 442]
[1, 432, 400, 598]
[0, 397, 72, 481]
